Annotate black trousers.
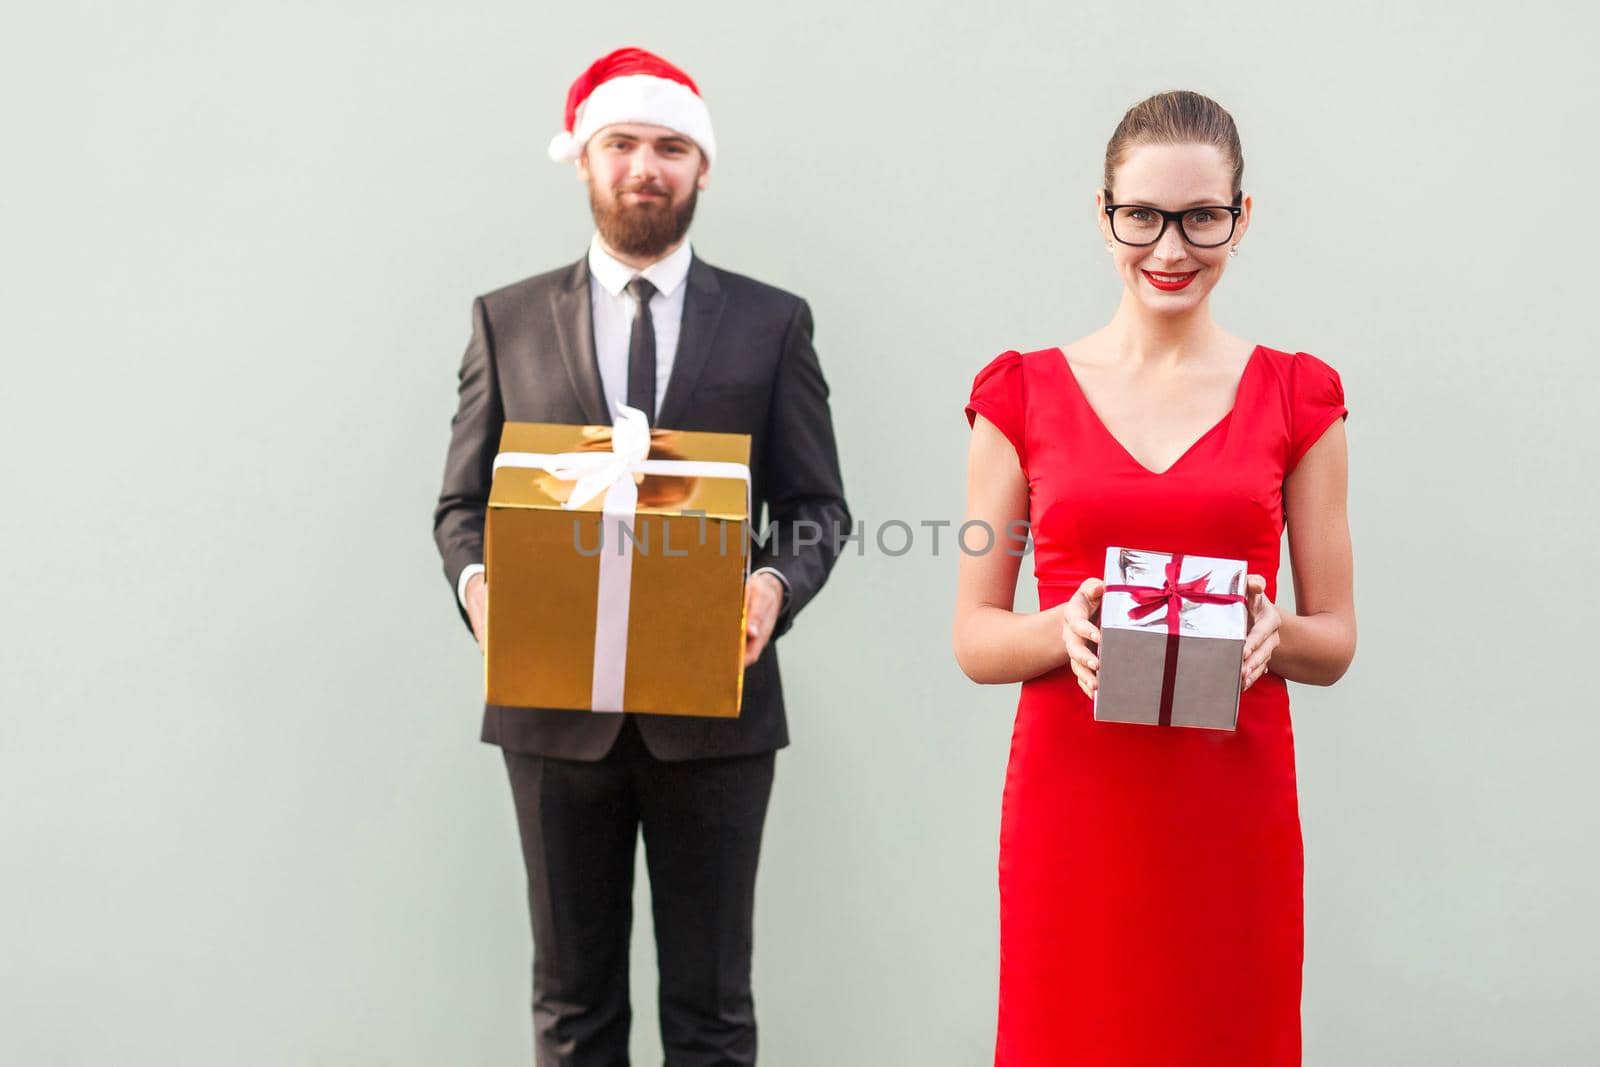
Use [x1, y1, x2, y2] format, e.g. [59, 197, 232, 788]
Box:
[503, 717, 777, 1067]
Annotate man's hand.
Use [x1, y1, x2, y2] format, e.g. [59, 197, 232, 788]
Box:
[742, 572, 784, 667]
[465, 572, 488, 650]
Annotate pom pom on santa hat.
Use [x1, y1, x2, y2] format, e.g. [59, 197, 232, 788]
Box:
[547, 47, 716, 168]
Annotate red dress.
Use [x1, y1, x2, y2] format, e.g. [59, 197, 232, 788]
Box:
[964, 344, 1347, 1067]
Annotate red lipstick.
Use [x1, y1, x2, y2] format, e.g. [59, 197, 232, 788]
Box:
[1142, 270, 1198, 292]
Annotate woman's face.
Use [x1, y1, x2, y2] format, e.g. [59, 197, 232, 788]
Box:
[1098, 142, 1251, 316]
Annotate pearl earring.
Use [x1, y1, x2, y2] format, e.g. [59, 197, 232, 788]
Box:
[1228, 245, 1238, 258]
[1106, 240, 1114, 252]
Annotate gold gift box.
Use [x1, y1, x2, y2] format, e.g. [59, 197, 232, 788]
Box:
[484, 420, 751, 716]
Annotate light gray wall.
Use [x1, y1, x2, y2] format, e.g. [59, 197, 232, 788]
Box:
[4, 1, 1596, 1063]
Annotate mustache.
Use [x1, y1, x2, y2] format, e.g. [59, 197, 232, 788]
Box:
[616, 180, 670, 198]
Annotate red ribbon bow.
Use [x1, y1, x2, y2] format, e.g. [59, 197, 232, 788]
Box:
[1103, 553, 1246, 726]
[1107, 558, 1245, 635]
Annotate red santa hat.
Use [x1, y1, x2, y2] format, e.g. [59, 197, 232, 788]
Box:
[547, 47, 716, 168]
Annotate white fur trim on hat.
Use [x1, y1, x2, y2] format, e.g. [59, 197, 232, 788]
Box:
[548, 74, 716, 167]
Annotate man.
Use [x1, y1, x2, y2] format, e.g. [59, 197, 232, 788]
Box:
[432, 47, 848, 1066]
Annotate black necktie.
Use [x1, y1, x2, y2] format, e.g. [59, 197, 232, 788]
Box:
[626, 276, 658, 423]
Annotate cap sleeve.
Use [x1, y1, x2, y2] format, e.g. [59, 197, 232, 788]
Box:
[1287, 351, 1348, 471]
[965, 350, 1027, 463]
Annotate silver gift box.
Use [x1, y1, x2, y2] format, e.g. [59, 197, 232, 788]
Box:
[1092, 547, 1247, 731]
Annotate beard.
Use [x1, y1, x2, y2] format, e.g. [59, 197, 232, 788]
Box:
[590, 180, 698, 259]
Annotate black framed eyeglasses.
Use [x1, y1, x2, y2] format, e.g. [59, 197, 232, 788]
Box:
[1102, 191, 1243, 248]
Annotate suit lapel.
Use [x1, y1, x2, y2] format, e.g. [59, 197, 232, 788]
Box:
[657, 255, 724, 428]
[548, 258, 611, 425]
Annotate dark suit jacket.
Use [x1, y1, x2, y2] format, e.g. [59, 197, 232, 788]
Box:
[433, 253, 849, 761]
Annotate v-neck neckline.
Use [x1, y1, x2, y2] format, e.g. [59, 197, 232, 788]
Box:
[1054, 344, 1263, 477]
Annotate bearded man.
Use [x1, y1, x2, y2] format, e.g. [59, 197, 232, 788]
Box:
[432, 46, 849, 1067]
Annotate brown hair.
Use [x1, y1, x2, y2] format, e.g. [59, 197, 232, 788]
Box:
[1103, 90, 1244, 197]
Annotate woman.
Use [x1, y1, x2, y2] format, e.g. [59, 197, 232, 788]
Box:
[952, 91, 1357, 1066]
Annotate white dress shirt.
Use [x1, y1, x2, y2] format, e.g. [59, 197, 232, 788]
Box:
[458, 235, 789, 612]
[586, 233, 690, 421]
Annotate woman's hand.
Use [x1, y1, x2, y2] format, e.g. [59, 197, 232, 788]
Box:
[1061, 577, 1106, 699]
[1241, 574, 1282, 691]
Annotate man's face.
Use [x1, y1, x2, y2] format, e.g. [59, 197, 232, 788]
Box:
[579, 123, 708, 259]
